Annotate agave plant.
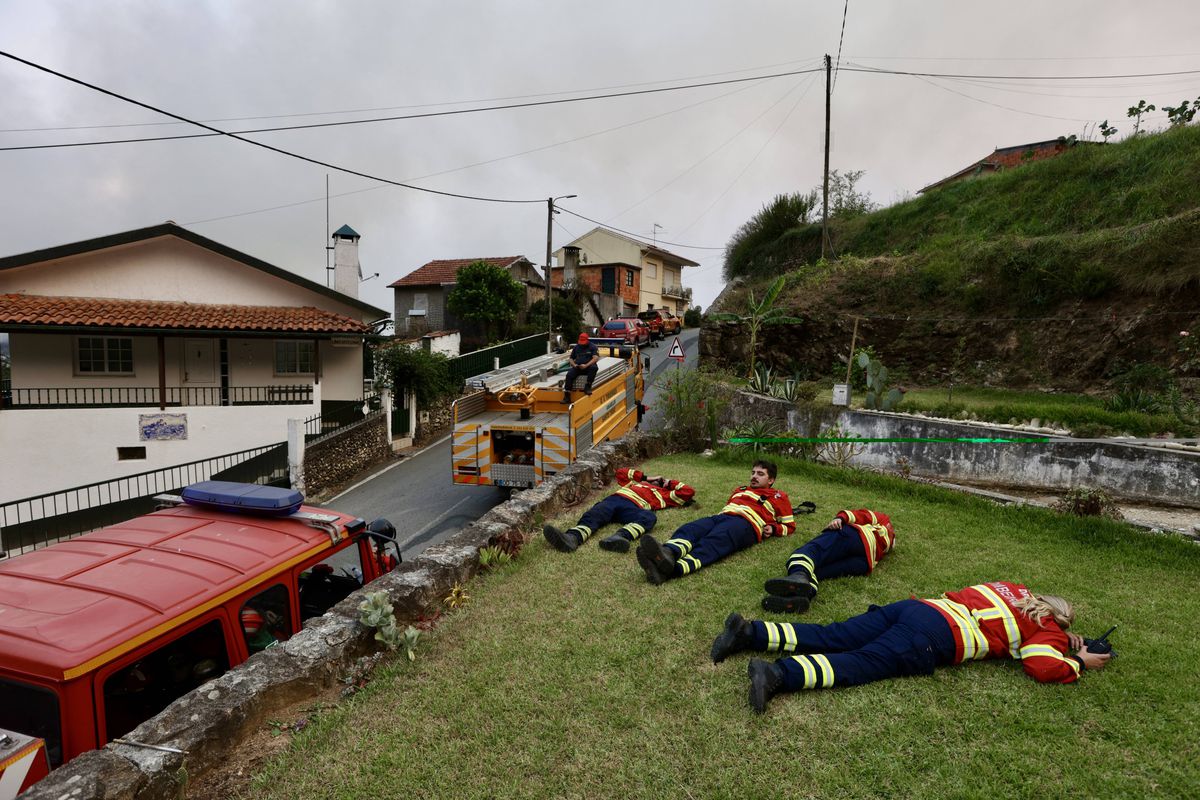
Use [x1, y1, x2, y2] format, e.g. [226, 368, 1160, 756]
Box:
[748, 363, 775, 394]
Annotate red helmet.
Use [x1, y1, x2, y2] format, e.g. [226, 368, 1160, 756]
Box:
[240, 607, 265, 635]
[578, 332, 589, 344]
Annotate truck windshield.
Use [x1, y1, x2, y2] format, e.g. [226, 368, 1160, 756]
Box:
[0, 677, 63, 767]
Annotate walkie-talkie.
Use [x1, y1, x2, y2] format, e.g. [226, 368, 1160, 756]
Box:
[1082, 625, 1117, 658]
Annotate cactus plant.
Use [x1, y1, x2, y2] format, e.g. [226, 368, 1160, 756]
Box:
[856, 351, 905, 411]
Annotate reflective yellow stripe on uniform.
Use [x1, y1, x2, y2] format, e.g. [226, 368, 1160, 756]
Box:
[1019, 644, 1080, 676]
[810, 653, 835, 687]
[679, 554, 702, 574]
[615, 487, 653, 509]
[972, 583, 1023, 659]
[926, 598, 990, 661]
[764, 621, 782, 651]
[665, 538, 692, 556]
[841, 510, 857, 523]
[722, 503, 768, 531]
[860, 524, 878, 567]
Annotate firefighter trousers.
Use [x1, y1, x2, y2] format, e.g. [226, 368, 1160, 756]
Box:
[663, 514, 758, 577]
[785, 527, 869, 588]
[575, 495, 658, 539]
[752, 599, 956, 691]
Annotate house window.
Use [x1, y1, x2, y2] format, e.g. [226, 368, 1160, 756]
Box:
[76, 336, 134, 375]
[646, 263, 657, 279]
[625, 269, 635, 287]
[274, 340, 315, 375]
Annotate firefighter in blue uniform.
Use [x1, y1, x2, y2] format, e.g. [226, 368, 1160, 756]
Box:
[561, 332, 600, 402]
[543, 468, 696, 553]
[761, 508, 895, 613]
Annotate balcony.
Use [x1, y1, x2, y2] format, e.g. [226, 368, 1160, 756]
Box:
[661, 285, 692, 300]
[0, 384, 314, 410]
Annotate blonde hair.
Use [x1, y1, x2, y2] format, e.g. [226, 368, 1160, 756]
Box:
[1013, 594, 1074, 630]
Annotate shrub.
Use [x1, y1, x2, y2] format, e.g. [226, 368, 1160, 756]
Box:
[651, 368, 732, 451]
[1052, 487, 1123, 520]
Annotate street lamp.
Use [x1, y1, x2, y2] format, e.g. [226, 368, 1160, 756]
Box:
[545, 194, 577, 353]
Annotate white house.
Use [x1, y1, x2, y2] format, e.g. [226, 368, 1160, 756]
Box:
[0, 222, 388, 504]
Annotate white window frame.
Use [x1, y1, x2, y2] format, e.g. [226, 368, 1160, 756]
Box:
[274, 340, 316, 376]
[75, 336, 135, 376]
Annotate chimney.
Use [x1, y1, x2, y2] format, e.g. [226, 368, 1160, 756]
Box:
[563, 246, 581, 285]
[331, 224, 361, 299]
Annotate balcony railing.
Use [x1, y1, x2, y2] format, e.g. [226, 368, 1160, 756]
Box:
[662, 284, 691, 299]
[0, 384, 313, 410]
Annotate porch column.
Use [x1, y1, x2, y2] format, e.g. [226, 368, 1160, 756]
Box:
[313, 337, 321, 386]
[157, 336, 166, 410]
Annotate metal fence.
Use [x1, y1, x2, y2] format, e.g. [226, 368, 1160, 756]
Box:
[302, 394, 382, 443]
[0, 443, 288, 555]
[0, 384, 313, 409]
[445, 334, 547, 386]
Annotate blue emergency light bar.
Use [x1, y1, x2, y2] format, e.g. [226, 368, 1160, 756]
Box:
[180, 481, 304, 516]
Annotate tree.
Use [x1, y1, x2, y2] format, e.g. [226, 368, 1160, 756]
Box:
[526, 296, 583, 341]
[723, 192, 819, 280]
[1099, 120, 1118, 142]
[372, 342, 458, 405]
[1163, 99, 1197, 126]
[446, 261, 525, 342]
[709, 275, 803, 377]
[821, 169, 877, 220]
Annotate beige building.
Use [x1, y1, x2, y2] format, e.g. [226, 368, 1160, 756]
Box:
[552, 228, 696, 316]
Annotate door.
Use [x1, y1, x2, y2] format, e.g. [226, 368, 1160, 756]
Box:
[601, 267, 616, 294]
[182, 339, 215, 384]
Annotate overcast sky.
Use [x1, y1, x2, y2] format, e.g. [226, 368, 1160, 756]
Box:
[2, 1, 1198, 315]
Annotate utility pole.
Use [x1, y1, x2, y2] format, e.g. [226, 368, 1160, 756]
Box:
[822, 54, 832, 261]
[544, 194, 577, 354]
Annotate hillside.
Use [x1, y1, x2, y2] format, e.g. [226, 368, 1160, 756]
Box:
[705, 125, 1200, 390]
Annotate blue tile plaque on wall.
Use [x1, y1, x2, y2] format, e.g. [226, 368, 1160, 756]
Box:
[139, 413, 188, 441]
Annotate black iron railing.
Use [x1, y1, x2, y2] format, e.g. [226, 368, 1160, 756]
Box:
[0, 443, 288, 555]
[302, 394, 383, 442]
[0, 384, 313, 409]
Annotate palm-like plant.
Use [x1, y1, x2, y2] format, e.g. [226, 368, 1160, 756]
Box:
[709, 275, 803, 377]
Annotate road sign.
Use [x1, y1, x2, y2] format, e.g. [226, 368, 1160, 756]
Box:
[667, 336, 685, 362]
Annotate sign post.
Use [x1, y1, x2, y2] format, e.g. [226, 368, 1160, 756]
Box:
[667, 336, 686, 367]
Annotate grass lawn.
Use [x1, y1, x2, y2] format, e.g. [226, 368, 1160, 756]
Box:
[248, 452, 1200, 799]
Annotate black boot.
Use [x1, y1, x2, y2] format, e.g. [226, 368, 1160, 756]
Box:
[635, 535, 676, 584]
[711, 612, 754, 663]
[761, 593, 811, 614]
[764, 573, 813, 597]
[748, 658, 784, 714]
[598, 531, 634, 553]
[543, 524, 581, 553]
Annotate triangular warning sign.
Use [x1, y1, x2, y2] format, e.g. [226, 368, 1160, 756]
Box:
[667, 336, 686, 361]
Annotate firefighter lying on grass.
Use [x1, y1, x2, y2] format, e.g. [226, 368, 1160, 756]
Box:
[760, 508, 896, 614]
[710, 581, 1113, 713]
[543, 468, 696, 553]
[636, 460, 796, 584]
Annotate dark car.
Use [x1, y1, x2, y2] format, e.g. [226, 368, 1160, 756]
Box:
[598, 318, 651, 347]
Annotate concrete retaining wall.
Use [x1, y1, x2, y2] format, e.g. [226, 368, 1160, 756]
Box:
[724, 390, 1200, 508]
[22, 433, 665, 800]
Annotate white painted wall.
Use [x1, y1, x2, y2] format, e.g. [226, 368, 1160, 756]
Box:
[423, 331, 461, 357]
[0, 236, 372, 323]
[0, 388, 320, 504]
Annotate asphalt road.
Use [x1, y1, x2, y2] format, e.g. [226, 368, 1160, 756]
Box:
[326, 327, 700, 559]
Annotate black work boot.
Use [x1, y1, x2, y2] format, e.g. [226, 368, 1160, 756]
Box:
[761, 593, 811, 614]
[748, 658, 784, 714]
[543, 524, 581, 553]
[764, 573, 813, 598]
[635, 535, 676, 585]
[711, 612, 754, 663]
[598, 531, 634, 553]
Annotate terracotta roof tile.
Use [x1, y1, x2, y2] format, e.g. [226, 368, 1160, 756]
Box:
[388, 256, 528, 287]
[0, 294, 369, 334]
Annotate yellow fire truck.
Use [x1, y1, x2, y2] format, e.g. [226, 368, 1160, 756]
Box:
[451, 343, 645, 488]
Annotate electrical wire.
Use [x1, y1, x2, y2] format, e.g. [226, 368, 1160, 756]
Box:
[831, 0, 849, 92]
[0, 57, 825, 153]
[0, 56, 821, 134]
[841, 64, 1200, 81]
[0, 49, 546, 205]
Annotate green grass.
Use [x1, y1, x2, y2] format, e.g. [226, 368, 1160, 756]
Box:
[247, 453, 1200, 799]
[897, 387, 1195, 437]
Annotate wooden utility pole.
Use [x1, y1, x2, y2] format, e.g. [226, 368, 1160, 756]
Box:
[822, 54, 832, 260]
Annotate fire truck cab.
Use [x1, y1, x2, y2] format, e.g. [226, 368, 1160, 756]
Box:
[0, 482, 400, 774]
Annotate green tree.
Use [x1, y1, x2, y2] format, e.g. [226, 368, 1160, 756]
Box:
[526, 296, 583, 341]
[821, 168, 877, 220]
[709, 275, 803, 377]
[372, 343, 458, 405]
[723, 192, 818, 280]
[1127, 99, 1156, 135]
[683, 306, 702, 327]
[1099, 120, 1117, 142]
[446, 261, 525, 341]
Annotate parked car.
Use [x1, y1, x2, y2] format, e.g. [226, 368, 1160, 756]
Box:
[640, 309, 682, 337]
[0, 481, 401, 771]
[597, 318, 651, 347]
[636, 310, 664, 340]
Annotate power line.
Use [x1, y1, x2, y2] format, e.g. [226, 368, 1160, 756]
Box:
[831, 0, 849, 92]
[0, 56, 821, 134]
[184, 70, 783, 226]
[0, 59, 825, 153]
[0, 49, 546, 205]
[841, 64, 1200, 81]
[848, 52, 1200, 62]
[559, 208, 725, 251]
[903, 71, 1101, 123]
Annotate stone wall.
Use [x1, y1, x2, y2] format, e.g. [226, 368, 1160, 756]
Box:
[303, 413, 390, 497]
[415, 393, 458, 444]
[723, 389, 1200, 508]
[22, 432, 665, 800]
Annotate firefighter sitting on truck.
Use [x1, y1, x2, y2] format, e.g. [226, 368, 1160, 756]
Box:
[543, 468, 696, 554]
[561, 332, 600, 402]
